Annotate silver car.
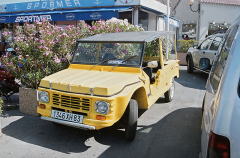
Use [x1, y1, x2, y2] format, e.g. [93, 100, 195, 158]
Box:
[201, 16, 240, 158]
[186, 34, 224, 73]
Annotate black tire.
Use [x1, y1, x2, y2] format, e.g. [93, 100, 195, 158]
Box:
[125, 99, 138, 141]
[164, 79, 175, 102]
[187, 57, 194, 73]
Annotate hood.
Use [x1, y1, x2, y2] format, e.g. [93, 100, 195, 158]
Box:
[39, 68, 141, 96]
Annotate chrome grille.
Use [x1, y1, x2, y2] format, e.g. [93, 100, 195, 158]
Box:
[52, 94, 91, 111]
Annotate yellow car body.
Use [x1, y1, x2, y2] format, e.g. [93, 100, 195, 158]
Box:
[37, 31, 179, 140]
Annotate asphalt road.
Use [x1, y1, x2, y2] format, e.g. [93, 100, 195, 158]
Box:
[0, 66, 209, 158]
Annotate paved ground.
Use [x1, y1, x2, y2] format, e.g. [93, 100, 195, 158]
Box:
[0, 66, 208, 158]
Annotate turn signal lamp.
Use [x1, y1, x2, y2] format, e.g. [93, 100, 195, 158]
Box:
[96, 115, 106, 121]
[207, 131, 230, 158]
[39, 104, 46, 109]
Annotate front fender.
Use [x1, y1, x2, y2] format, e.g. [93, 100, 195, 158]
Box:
[114, 82, 147, 122]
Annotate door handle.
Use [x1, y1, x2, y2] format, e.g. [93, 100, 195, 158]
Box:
[203, 51, 205, 54]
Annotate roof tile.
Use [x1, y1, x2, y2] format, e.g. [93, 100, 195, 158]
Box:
[199, 0, 240, 6]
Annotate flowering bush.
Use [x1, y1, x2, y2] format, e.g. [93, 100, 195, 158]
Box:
[1, 18, 143, 89]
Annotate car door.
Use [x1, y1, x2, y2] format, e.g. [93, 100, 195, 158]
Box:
[201, 26, 239, 158]
[192, 38, 212, 67]
[206, 36, 223, 66]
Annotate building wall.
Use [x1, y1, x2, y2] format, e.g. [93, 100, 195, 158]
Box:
[148, 13, 157, 31]
[159, 17, 165, 31]
[174, 0, 240, 43]
[199, 3, 240, 42]
[174, 0, 199, 39]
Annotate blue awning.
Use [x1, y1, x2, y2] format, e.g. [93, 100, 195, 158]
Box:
[0, 7, 132, 23]
[164, 15, 180, 28]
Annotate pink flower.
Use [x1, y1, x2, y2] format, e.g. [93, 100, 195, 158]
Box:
[18, 55, 23, 60]
[55, 59, 60, 64]
[43, 46, 48, 50]
[124, 50, 127, 54]
[91, 26, 96, 30]
[40, 40, 45, 44]
[26, 55, 29, 58]
[45, 51, 52, 56]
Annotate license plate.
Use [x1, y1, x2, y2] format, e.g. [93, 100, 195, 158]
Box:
[51, 110, 83, 124]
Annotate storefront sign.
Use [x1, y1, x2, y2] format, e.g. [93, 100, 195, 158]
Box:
[66, 13, 75, 20]
[0, 17, 6, 23]
[6, 0, 115, 12]
[15, 15, 52, 23]
[0, 11, 119, 23]
[164, 15, 179, 27]
[90, 12, 102, 20]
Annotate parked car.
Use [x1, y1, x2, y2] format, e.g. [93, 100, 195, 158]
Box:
[37, 31, 179, 141]
[200, 16, 240, 158]
[186, 33, 224, 73]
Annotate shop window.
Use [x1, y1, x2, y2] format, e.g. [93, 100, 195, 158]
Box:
[182, 23, 196, 40]
[119, 11, 132, 24]
[208, 23, 230, 36]
[138, 11, 148, 31]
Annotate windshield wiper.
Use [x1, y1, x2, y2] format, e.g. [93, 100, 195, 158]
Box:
[90, 57, 116, 70]
[110, 55, 138, 71]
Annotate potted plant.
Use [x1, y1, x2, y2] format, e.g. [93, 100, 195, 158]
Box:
[1, 18, 143, 116]
[177, 39, 197, 65]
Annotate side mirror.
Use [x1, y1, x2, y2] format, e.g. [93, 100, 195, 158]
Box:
[147, 61, 158, 68]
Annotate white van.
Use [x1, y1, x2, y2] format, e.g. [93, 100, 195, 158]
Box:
[201, 16, 240, 158]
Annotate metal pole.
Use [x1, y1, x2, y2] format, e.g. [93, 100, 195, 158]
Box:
[166, 0, 169, 60]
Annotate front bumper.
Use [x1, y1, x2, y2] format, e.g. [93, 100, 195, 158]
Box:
[41, 116, 96, 130]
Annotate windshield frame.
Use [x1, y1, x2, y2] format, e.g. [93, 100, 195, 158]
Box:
[71, 41, 146, 68]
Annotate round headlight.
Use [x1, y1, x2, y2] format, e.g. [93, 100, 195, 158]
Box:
[95, 101, 110, 114]
[39, 91, 49, 103]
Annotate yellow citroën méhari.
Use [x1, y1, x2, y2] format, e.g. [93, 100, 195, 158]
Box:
[37, 31, 179, 141]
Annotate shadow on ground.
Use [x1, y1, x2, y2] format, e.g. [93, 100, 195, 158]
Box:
[175, 68, 209, 90]
[1, 110, 92, 154]
[2, 107, 202, 157]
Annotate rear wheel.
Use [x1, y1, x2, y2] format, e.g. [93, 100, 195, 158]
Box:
[187, 57, 194, 73]
[125, 99, 138, 141]
[164, 79, 175, 102]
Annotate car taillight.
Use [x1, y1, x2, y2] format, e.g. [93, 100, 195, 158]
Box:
[207, 131, 230, 158]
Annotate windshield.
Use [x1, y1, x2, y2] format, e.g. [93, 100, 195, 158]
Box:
[72, 42, 144, 67]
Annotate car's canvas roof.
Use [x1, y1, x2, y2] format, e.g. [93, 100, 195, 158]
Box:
[77, 31, 175, 43]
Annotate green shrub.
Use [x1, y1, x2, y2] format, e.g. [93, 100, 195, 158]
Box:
[177, 39, 197, 53]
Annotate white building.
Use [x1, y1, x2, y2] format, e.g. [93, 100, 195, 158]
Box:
[0, 0, 180, 34]
[173, 0, 240, 43]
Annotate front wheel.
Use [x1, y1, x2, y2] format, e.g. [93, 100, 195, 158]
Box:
[125, 99, 138, 141]
[164, 79, 175, 102]
[187, 57, 194, 73]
